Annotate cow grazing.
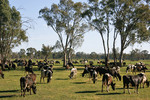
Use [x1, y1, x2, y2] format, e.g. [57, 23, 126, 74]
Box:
[82, 65, 94, 77]
[92, 68, 98, 84]
[96, 67, 121, 81]
[11, 62, 16, 70]
[0, 69, 4, 79]
[69, 68, 77, 79]
[20, 76, 36, 97]
[126, 64, 136, 73]
[133, 65, 148, 74]
[123, 73, 147, 94]
[40, 69, 53, 83]
[101, 73, 116, 92]
[55, 61, 60, 64]
[112, 66, 120, 73]
[72, 61, 79, 64]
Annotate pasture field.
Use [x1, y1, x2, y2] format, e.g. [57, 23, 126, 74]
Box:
[0, 60, 150, 100]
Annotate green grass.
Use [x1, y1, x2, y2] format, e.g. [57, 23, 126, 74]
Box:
[0, 60, 150, 100]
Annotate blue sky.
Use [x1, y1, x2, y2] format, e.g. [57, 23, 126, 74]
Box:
[9, 0, 150, 54]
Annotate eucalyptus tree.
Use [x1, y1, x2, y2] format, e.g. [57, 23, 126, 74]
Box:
[18, 49, 26, 58]
[112, 0, 150, 66]
[0, 0, 28, 69]
[41, 44, 54, 61]
[39, 0, 89, 67]
[82, 0, 113, 66]
[26, 47, 36, 59]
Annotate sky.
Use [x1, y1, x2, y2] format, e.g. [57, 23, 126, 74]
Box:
[9, 0, 150, 54]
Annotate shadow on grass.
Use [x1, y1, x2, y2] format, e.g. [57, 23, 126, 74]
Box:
[96, 92, 122, 95]
[10, 75, 22, 76]
[72, 82, 86, 84]
[55, 78, 69, 80]
[53, 67, 65, 71]
[75, 90, 99, 93]
[36, 82, 47, 84]
[0, 95, 17, 98]
[116, 88, 123, 90]
[0, 90, 19, 93]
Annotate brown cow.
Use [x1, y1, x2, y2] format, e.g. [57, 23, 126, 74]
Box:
[101, 73, 116, 92]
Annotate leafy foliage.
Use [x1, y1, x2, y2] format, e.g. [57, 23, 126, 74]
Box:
[0, 0, 28, 65]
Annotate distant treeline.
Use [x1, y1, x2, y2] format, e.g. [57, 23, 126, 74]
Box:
[11, 49, 150, 61]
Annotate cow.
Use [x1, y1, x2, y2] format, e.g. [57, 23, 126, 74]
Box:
[40, 69, 53, 83]
[92, 68, 98, 84]
[126, 64, 136, 73]
[89, 61, 94, 65]
[20, 76, 36, 97]
[123, 73, 147, 94]
[11, 62, 16, 70]
[65, 62, 74, 69]
[0, 69, 4, 79]
[97, 61, 101, 65]
[96, 67, 121, 81]
[82, 65, 94, 77]
[72, 61, 79, 64]
[37, 61, 44, 70]
[55, 61, 60, 64]
[69, 67, 77, 79]
[112, 66, 120, 73]
[101, 73, 116, 92]
[133, 65, 148, 74]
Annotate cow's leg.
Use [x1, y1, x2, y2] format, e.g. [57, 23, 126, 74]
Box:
[30, 87, 31, 95]
[101, 83, 103, 92]
[143, 82, 145, 88]
[23, 89, 26, 97]
[127, 84, 131, 94]
[43, 77, 45, 83]
[123, 83, 125, 93]
[21, 89, 23, 96]
[107, 85, 109, 92]
[137, 85, 139, 94]
[40, 77, 42, 83]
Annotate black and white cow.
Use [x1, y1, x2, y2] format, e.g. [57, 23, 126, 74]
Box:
[82, 65, 94, 77]
[69, 68, 77, 79]
[126, 64, 136, 73]
[92, 68, 98, 84]
[96, 67, 121, 81]
[123, 73, 148, 94]
[40, 69, 53, 83]
[101, 73, 116, 92]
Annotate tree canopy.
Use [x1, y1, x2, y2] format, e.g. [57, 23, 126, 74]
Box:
[0, 0, 28, 68]
[39, 0, 89, 66]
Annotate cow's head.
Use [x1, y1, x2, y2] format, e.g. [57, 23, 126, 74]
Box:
[1, 74, 4, 79]
[111, 83, 116, 90]
[69, 71, 74, 79]
[82, 69, 89, 77]
[117, 73, 121, 81]
[146, 80, 150, 87]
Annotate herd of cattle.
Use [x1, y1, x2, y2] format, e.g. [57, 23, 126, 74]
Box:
[0, 59, 149, 97]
